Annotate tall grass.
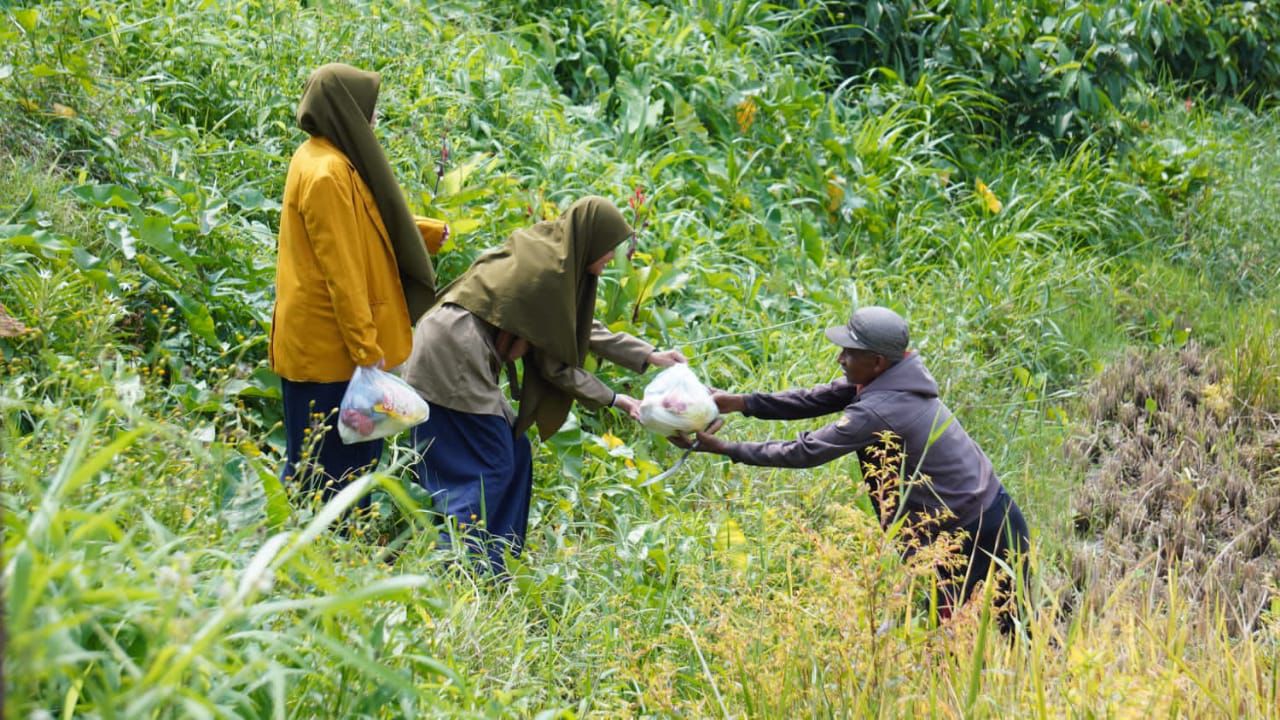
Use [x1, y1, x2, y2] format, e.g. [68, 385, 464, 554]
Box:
[4, 0, 1280, 716]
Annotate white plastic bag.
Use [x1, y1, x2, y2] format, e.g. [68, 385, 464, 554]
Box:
[338, 365, 430, 444]
[638, 364, 719, 436]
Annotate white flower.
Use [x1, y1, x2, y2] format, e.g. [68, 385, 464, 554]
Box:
[114, 375, 144, 409]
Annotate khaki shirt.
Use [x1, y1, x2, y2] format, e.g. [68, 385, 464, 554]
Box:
[403, 303, 654, 425]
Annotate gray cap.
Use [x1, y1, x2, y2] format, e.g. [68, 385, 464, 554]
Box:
[824, 306, 909, 359]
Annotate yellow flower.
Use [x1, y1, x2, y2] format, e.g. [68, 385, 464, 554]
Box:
[1201, 381, 1232, 422]
[975, 179, 1003, 214]
[825, 175, 845, 213]
[735, 96, 758, 133]
[601, 431, 624, 450]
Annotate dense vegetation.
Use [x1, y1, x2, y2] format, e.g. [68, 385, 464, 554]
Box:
[3, 0, 1278, 716]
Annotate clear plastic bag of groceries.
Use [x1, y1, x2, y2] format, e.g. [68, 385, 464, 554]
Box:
[338, 365, 430, 444]
[638, 364, 719, 436]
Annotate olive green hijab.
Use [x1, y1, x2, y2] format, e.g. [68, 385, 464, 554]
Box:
[441, 196, 633, 439]
[296, 63, 436, 321]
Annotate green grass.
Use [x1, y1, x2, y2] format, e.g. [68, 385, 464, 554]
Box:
[4, 0, 1280, 717]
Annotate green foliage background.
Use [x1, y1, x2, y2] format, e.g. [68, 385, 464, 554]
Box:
[3, 0, 1279, 717]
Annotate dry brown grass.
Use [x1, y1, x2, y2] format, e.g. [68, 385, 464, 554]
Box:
[1069, 343, 1280, 632]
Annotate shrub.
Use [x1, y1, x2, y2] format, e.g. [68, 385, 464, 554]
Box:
[818, 0, 1280, 144]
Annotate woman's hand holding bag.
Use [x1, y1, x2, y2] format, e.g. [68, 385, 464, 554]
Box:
[338, 365, 430, 444]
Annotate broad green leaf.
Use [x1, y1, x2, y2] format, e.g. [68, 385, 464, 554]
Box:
[228, 186, 271, 211]
[137, 214, 195, 270]
[619, 74, 664, 135]
[447, 217, 483, 235]
[70, 183, 141, 209]
[227, 187, 278, 215]
[104, 217, 139, 258]
[136, 254, 182, 289]
[439, 153, 492, 196]
[5, 230, 68, 256]
[1023, 50, 1040, 82]
[223, 366, 281, 400]
[799, 215, 824, 265]
[5, 545, 33, 629]
[166, 290, 218, 346]
[257, 462, 290, 529]
[14, 9, 38, 32]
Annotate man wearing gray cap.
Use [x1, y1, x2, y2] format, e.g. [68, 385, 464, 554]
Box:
[674, 305, 1029, 624]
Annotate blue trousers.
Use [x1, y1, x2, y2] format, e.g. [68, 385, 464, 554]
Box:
[280, 378, 381, 508]
[412, 404, 533, 570]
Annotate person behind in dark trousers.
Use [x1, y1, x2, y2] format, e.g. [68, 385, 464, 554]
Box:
[672, 305, 1030, 628]
[269, 63, 441, 507]
[403, 196, 687, 571]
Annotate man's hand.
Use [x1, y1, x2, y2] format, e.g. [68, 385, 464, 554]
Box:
[646, 349, 687, 367]
[667, 429, 730, 454]
[710, 389, 746, 414]
[612, 393, 642, 421]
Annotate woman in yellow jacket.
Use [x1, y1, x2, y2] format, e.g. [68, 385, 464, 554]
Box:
[270, 63, 443, 503]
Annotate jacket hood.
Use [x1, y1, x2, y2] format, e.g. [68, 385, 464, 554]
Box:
[862, 353, 939, 398]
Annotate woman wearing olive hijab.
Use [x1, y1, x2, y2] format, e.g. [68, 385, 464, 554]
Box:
[269, 63, 442, 503]
[403, 196, 685, 568]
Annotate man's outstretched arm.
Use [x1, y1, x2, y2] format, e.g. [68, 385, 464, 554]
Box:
[674, 405, 881, 469]
[713, 380, 857, 422]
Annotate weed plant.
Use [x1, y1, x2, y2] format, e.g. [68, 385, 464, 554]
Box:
[4, 0, 1280, 716]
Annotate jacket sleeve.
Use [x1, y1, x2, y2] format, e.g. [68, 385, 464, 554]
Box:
[300, 168, 383, 367]
[588, 320, 654, 374]
[414, 215, 449, 255]
[742, 380, 858, 420]
[723, 404, 882, 468]
[534, 351, 616, 409]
